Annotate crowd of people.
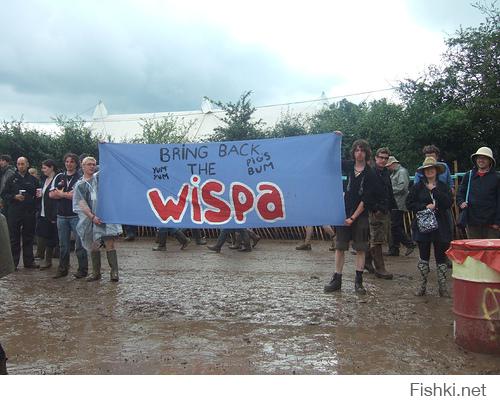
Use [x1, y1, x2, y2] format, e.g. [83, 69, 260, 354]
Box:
[323, 140, 499, 297]
[0, 138, 499, 298]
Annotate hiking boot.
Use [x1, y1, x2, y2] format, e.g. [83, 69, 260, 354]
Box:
[324, 273, 342, 293]
[207, 245, 221, 253]
[152, 245, 166, 251]
[354, 271, 366, 295]
[296, 243, 311, 251]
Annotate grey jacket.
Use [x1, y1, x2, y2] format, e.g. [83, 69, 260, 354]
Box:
[390, 165, 410, 211]
[0, 165, 16, 206]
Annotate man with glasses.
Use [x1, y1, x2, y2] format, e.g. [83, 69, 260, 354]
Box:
[364, 147, 397, 279]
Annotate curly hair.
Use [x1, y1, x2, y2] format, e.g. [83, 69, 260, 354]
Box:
[351, 139, 371, 161]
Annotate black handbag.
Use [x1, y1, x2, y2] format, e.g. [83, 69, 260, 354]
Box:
[457, 170, 472, 229]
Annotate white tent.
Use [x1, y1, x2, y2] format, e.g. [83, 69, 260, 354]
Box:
[89, 96, 330, 142]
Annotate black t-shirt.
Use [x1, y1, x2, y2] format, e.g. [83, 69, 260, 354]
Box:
[51, 172, 81, 217]
[342, 161, 375, 218]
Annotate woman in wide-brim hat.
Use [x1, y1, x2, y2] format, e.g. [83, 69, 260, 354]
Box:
[406, 156, 453, 298]
[416, 156, 446, 175]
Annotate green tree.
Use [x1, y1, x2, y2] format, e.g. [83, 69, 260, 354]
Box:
[267, 110, 311, 138]
[0, 120, 53, 167]
[208, 91, 266, 141]
[131, 115, 196, 144]
[308, 99, 367, 157]
[53, 116, 100, 161]
[398, 2, 499, 171]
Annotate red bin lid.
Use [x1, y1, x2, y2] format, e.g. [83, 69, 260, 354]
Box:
[449, 239, 500, 251]
[447, 239, 500, 273]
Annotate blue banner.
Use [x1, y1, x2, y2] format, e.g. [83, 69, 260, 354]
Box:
[97, 133, 345, 228]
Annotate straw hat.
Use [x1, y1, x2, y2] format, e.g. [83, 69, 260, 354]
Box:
[471, 146, 496, 167]
[416, 156, 445, 174]
[385, 156, 399, 167]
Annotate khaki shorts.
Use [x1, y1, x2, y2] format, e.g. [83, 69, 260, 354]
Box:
[334, 215, 370, 251]
[369, 211, 390, 245]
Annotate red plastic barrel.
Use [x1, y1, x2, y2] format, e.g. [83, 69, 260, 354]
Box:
[447, 239, 500, 355]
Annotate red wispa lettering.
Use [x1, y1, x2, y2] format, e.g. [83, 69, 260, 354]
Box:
[147, 177, 285, 225]
[147, 185, 190, 223]
[230, 183, 255, 223]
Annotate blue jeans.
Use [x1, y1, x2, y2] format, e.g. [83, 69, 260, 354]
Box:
[57, 216, 88, 271]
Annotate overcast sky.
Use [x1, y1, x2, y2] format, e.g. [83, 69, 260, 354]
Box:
[0, 0, 485, 122]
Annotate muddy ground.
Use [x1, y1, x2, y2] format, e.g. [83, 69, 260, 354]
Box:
[1, 238, 499, 375]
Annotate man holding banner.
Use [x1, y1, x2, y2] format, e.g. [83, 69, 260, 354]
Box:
[73, 157, 122, 282]
[324, 139, 375, 295]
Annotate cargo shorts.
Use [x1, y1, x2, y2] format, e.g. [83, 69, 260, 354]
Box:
[334, 215, 370, 252]
[369, 211, 390, 246]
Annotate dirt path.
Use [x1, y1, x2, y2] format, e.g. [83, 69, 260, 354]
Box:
[0, 239, 498, 374]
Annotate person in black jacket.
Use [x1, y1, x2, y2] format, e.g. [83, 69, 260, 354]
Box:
[324, 138, 375, 295]
[364, 147, 397, 279]
[406, 157, 453, 297]
[456, 146, 500, 239]
[0, 157, 40, 269]
[36, 160, 59, 269]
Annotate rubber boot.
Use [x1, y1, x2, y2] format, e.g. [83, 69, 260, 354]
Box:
[437, 263, 450, 298]
[228, 232, 241, 249]
[415, 259, 430, 296]
[247, 229, 261, 248]
[192, 229, 207, 245]
[237, 231, 252, 252]
[86, 251, 102, 282]
[107, 250, 119, 282]
[364, 249, 375, 273]
[324, 273, 342, 292]
[354, 270, 366, 294]
[152, 232, 167, 251]
[35, 237, 46, 260]
[174, 230, 191, 250]
[53, 257, 69, 278]
[372, 245, 393, 279]
[207, 231, 229, 253]
[39, 247, 53, 269]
